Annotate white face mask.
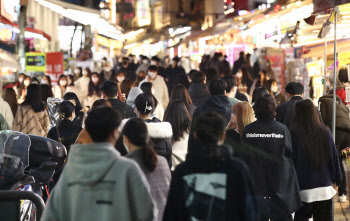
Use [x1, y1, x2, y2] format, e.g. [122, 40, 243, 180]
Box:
[92, 77, 99, 84]
[18, 77, 24, 83]
[219, 57, 225, 61]
[143, 60, 149, 65]
[82, 70, 89, 76]
[74, 69, 80, 74]
[104, 67, 111, 72]
[117, 76, 125, 82]
[24, 80, 30, 87]
[271, 85, 279, 93]
[148, 71, 156, 79]
[151, 60, 157, 65]
[41, 79, 48, 85]
[171, 60, 176, 65]
[236, 72, 243, 78]
[60, 80, 67, 86]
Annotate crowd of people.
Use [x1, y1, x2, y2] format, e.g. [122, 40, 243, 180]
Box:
[0, 52, 348, 221]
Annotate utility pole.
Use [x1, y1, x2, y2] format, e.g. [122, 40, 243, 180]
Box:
[18, 0, 28, 71]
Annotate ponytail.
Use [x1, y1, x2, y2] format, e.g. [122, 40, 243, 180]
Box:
[142, 143, 158, 172]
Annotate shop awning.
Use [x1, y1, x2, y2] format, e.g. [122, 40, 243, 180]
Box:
[35, 0, 124, 41]
[0, 15, 51, 41]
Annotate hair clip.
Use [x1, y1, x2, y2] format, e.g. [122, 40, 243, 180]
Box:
[60, 112, 66, 119]
[144, 101, 153, 113]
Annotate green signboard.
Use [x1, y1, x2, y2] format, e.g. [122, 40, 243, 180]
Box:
[25, 52, 46, 72]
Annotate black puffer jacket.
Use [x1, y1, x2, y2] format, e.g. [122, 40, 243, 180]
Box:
[188, 83, 210, 107]
[118, 117, 173, 167]
[319, 95, 350, 132]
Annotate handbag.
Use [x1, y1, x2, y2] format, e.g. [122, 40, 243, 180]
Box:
[341, 148, 350, 171]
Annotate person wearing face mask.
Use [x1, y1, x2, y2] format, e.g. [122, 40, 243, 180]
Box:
[13, 73, 26, 98]
[266, 79, 286, 106]
[41, 75, 52, 87]
[120, 57, 137, 81]
[232, 51, 246, 75]
[136, 56, 150, 75]
[17, 76, 32, 103]
[140, 65, 169, 109]
[53, 75, 68, 98]
[73, 67, 82, 81]
[75, 68, 91, 106]
[100, 62, 116, 82]
[151, 56, 166, 80]
[165, 56, 186, 94]
[83, 72, 102, 108]
[115, 71, 126, 85]
[66, 75, 77, 94]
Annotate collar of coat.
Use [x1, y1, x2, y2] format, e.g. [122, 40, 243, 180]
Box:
[119, 118, 173, 139]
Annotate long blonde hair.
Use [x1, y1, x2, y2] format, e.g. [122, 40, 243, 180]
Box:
[233, 102, 256, 135]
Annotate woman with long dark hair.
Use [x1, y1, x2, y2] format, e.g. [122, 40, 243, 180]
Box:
[13, 84, 49, 136]
[40, 84, 54, 105]
[251, 87, 269, 105]
[53, 75, 68, 98]
[84, 72, 102, 108]
[241, 94, 301, 221]
[169, 84, 196, 116]
[13, 73, 26, 101]
[266, 79, 286, 106]
[163, 100, 191, 169]
[17, 76, 31, 103]
[140, 82, 164, 120]
[66, 74, 76, 94]
[2, 87, 18, 117]
[63, 92, 85, 127]
[133, 93, 173, 167]
[292, 99, 341, 221]
[123, 118, 170, 221]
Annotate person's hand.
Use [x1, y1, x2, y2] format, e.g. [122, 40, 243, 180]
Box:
[226, 118, 237, 130]
[121, 93, 126, 102]
[81, 106, 90, 113]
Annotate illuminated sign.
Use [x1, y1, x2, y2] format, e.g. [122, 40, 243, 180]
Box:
[25, 52, 46, 72]
[137, 0, 150, 27]
[0, 25, 15, 41]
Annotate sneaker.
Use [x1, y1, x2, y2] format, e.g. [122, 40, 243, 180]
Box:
[338, 194, 347, 203]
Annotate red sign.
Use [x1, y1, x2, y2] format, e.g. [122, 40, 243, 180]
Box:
[46, 52, 64, 85]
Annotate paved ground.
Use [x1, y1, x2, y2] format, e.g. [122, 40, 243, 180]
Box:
[335, 196, 350, 221]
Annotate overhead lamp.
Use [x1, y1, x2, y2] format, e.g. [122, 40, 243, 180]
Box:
[99, 1, 109, 10]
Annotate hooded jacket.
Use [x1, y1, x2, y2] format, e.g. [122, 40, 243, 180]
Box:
[188, 82, 210, 107]
[163, 139, 259, 221]
[193, 95, 233, 124]
[318, 94, 350, 132]
[242, 119, 302, 220]
[119, 118, 173, 167]
[41, 143, 155, 221]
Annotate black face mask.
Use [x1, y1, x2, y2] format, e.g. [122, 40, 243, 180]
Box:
[123, 61, 128, 65]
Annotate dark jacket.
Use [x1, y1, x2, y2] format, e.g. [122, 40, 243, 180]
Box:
[242, 119, 302, 220]
[47, 119, 83, 153]
[145, 118, 173, 168]
[188, 83, 210, 107]
[163, 139, 259, 221]
[291, 128, 342, 190]
[108, 98, 136, 119]
[193, 95, 232, 124]
[99, 70, 117, 82]
[274, 92, 286, 106]
[319, 95, 350, 132]
[120, 65, 137, 82]
[276, 96, 303, 129]
[166, 66, 186, 94]
[232, 57, 245, 75]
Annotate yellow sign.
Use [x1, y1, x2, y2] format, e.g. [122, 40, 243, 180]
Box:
[25, 52, 46, 72]
[338, 51, 350, 68]
[96, 35, 123, 50]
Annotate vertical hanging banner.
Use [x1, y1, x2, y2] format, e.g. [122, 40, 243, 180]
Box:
[46, 52, 64, 85]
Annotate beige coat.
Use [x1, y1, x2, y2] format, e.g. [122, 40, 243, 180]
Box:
[13, 105, 50, 137]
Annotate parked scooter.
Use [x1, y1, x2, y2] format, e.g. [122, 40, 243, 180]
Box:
[0, 131, 67, 220]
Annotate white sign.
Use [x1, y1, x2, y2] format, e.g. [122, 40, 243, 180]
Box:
[1, 0, 19, 23]
[137, 0, 150, 27]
